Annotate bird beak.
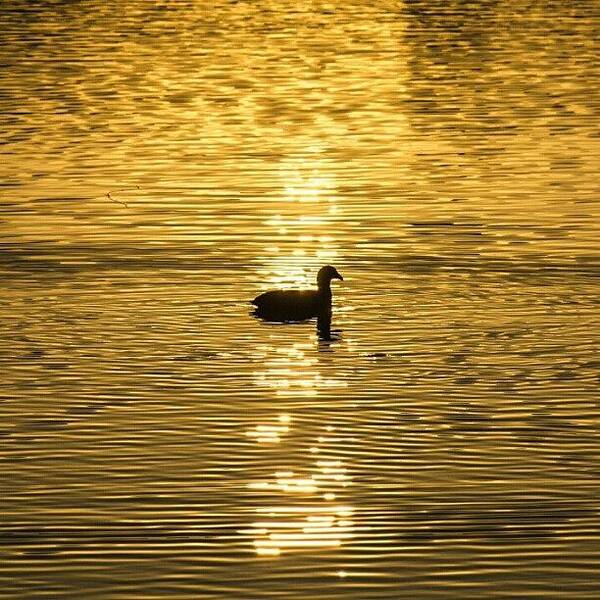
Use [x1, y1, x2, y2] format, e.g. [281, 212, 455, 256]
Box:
[335, 271, 343, 281]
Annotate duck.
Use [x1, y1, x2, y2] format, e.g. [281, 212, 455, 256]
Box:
[251, 265, 343, 322]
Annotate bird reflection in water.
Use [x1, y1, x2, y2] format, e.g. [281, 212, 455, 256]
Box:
[316, 309, 342, 344]
[251, 265, 343, 342]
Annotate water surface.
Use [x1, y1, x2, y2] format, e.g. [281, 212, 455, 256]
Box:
[1, 1, 599, 598]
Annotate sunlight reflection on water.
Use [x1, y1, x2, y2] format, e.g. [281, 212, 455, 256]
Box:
[245, 422, 355, 557]
[258, 152, 341, 290]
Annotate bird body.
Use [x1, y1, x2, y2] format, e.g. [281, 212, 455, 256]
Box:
[252, 289, 325, 321]
[251, 265, 342, 323]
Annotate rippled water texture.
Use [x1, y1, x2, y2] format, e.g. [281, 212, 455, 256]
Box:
[1, 1, 599, 598]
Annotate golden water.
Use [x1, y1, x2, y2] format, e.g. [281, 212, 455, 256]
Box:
[1, 1, 599, 598]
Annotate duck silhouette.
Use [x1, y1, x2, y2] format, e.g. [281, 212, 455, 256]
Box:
[251, 265, 343, 324]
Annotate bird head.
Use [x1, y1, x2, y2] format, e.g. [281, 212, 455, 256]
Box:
[317, 265, 343, 288]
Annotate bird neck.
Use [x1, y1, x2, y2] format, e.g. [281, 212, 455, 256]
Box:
[318, 281, 332, 297]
